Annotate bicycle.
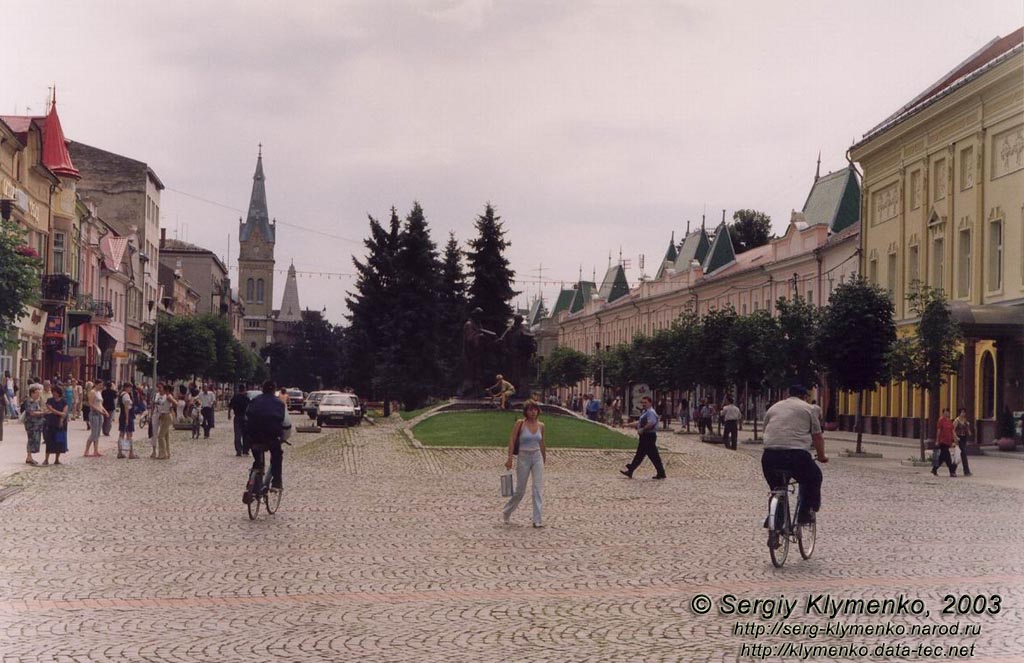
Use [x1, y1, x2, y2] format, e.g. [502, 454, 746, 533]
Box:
[242, 442, 288, 520]
[766, 471, 816, 568]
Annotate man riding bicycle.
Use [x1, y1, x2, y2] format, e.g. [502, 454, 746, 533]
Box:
[762, 385, 828, 524]
[243, 380, 291, 502]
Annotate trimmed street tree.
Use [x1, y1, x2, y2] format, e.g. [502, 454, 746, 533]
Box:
[775, 295, 821, 389]
[0, 219, 42, 349]
[887, 286, 962, 461]
[817, 275, 896, 454]
[466, 203, 517, 333]
[540, 347, 590, 392]
[726, 309, 782, 439]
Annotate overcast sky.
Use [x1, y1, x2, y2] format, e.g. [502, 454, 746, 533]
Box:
[6, 1, 1022, 323]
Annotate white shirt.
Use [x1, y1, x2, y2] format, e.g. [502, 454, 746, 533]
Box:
[198, 391, 216, 408]
[721, 404, 742, 421]
[156, 395, 174, 415]
[763, 397, 822, 451]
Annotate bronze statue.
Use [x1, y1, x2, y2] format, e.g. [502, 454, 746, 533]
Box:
[499, 314, 536, 397]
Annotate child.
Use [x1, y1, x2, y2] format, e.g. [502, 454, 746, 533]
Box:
[190, 401, 202, 439]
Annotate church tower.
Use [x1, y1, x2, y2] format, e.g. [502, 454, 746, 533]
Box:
[238, 147, 276, 351]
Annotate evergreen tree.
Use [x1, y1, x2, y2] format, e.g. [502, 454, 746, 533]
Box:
[437, 232, 468, 394]
[466, 203, 518, 333]
[385, 202, 443, 409]
[343, 210, 400, 400]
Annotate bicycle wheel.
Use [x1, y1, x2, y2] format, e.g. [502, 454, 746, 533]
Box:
[265, 485, 282, 514]
[767, 494, 790, 568]
[247, 492, 261, 519]
[798, 521, 816, 559]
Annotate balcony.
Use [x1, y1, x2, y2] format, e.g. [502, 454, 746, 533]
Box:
[69, 293, 114, 324]
[40, 274, 78, 311]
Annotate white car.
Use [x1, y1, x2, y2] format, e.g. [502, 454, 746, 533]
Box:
[303, 390, 340, 419]
[316, 393, 362, 427]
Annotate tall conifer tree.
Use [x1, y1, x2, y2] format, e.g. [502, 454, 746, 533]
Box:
[466, 203, 518, 332]
[438, 232, 468, 393]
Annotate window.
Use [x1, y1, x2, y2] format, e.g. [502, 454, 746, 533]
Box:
[908, 245, 920, 288]
[932, 238, 944, 289]
[957, 229, 971, 298]
[933, 159, 947, 201]
[256, 279, 265, 303]
[988, 219, 1003, 291]
[887, 253, 897, 299]
[53, 232, 66, 274]
[869, 258, 878, 286]
[246, 278, 254, 302]
[981, 351, 996, 419]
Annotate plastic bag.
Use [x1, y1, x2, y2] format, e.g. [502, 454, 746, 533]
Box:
[500, 471, 514, 497]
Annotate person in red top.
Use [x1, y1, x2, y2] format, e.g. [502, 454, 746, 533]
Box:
[932, 408, 958, 477]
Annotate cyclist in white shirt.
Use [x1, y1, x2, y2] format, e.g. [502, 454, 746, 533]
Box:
[762, 385, 828, 524]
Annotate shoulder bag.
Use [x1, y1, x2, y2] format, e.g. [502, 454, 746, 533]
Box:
[511, 419, 524, 456]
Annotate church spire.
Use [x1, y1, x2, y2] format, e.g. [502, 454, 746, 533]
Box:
[278, 261, 302, 322]
[239, 147, 274, 244]
[815, 150, 821, 181]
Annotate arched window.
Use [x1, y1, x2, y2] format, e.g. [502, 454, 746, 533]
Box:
[246, 278, 254, 302]
[981, 351, 996, 419]
[256, 278, 265, 303]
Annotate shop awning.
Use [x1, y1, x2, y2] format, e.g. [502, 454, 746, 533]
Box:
[97, 324, 124, 351]
[949, 302, 1024, 338]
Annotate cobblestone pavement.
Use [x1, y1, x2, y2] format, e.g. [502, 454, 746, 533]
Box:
[0, 417, 1022, 662]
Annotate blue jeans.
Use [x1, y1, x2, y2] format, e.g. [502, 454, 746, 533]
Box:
[503, 450, 544, 525]
[233, 417, 245, 455]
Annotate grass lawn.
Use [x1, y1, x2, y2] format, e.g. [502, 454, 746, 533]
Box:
[399, 404, 441, 421]
[412, 411, 636, 449]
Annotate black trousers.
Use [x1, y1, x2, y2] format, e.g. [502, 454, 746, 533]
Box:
[627, 431, 666, 477]
[723, 420, 738, 449]
[761, 449, 821, 519]
[250, 441, 283, 489]
[932, 446, 957, 475]
[201, 407, 214, 437]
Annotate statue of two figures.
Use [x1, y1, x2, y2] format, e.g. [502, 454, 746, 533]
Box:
[458, 308, 536, 398]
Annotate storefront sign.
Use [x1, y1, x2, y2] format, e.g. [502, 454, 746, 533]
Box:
[112, 351, 129, 359]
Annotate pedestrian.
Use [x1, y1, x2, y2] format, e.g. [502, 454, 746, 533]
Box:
[190, 398, 202, 439]
[656, 396, 668, 430]
[700, 399, 714, 436]
[4, 369, 19, 418]
[620, 395, 667, 479]
[585, 394, 601, 421]
[63, 379, 75, 420]
[22, 385, 45, 465]
[43, 385, 68, 465]
[154, 384, 178, 459]
[199, 383, 217, 438]
[502, 400, 547, 527]
[679, 396, 690, 431]
[932, 408, 958, 477]
[82, 381, 93, 429]
[71, 377, 83, 421]
[117, 382, 139, 459]
[85, 381, 108, 457]
[721, 396, 742, 450]
[101, 381, 117, 436]
[228, 384, 251, 457]
[954, 408, 973, 477]
[611, 395, 623, 427]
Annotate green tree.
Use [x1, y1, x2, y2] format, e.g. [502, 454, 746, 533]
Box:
[887, 286, 961, 461]
[140, 315, 216, 380]
[0, 219, 42, 349]
[726, 310, 781, 439]
[466, 203, 518, 333]
[695, 306, 738, 398]
[437, 232, 468, 394]
[343, 210, 400, 407]
[540, 347, 590, 390]
[817, 276, 896, 453]
[775, 295, 821, 387]
[728, 209, 772, 254]
[666, 311, 703, 395]
[195, 313, 237, 382]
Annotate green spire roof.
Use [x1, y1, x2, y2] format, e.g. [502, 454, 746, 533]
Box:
[702, 222, 737, 275]
[598, 264, 630, 303]
[673, 227, 712, 271]
[551, 288, 575, 317]
[655, 232, 679, 279]
[570, 281, 596, 313]
[801, 164, 861, 233]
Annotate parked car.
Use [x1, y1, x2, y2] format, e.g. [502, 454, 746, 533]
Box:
[303, 390, 340, 420]
[286, 388, 305, 412]
[317, 393, 362, 427]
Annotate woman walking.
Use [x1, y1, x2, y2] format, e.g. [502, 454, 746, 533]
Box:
[932, 408, 958, 477]
[22, 385, 45, 465]
[154, 384, 178, 460]
[43, 385, 68, 465]
[954, 408, 973, 477]
[82, 381, 93, 430]
[502, 400, 547, 528]
[85, 381, 107, 457]
[117, 382, 139, 459]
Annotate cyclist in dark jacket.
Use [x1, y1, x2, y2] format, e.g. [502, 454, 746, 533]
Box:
[245, 380, 287, 491]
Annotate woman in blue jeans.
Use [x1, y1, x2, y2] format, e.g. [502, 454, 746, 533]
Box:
[502, 400, 547, 528]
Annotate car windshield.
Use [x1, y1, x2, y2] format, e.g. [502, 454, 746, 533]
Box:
[322, 395, 354, 406]
[288, 389, 303, 397]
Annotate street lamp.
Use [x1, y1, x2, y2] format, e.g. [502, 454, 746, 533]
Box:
[147, 285, 164, 388]
[595, 341, 604, 402]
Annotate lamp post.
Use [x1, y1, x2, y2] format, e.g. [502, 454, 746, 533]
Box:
[147, 285, 163, 388]
[595, 341, 604, 402]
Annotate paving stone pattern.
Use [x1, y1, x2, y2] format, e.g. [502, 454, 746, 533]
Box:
[0, 419, 1022, 662]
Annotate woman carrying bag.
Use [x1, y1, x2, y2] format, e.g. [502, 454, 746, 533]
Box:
[502, 400, 547, 528]
[43, 385, 68, 465]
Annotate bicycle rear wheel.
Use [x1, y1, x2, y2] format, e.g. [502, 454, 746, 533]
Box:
[265, 486, 282, 514]
[798, 521, 816, 559]
[769, 530, 790, 567]
[767, 494, 790, 568]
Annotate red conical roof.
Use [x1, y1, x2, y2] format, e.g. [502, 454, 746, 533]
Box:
[39, 98, 79, 179]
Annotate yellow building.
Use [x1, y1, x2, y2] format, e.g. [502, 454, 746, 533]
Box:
[850, 28, 1023, 443]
